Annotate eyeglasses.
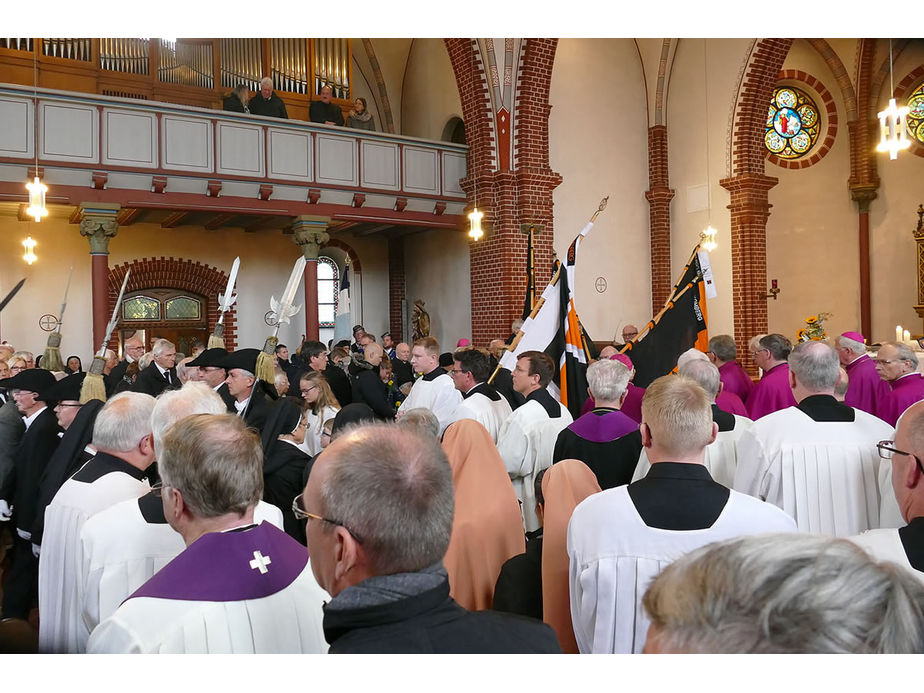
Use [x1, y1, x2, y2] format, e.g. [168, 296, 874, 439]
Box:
[54, 403, 82, 408]
[878, 440, 924, 474]
[291, 494, 363, 544]
[449, 369, 466, 376]
[9, 366, 25, 372]
[300, 385, 318, 396]
[875, 359, 906, 366]
[150, 481, 170, 497]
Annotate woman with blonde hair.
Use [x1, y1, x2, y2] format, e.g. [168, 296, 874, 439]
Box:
[299, 370, 339, 455]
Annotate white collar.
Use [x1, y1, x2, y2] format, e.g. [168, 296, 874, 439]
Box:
[155, 363, 170, 377]
[23, 405, 47, 430]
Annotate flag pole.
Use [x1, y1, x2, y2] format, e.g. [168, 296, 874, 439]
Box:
[620, 276, 702, 354]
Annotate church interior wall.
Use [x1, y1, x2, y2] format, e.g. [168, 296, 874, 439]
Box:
[666, 38, 752, 339]
[548, 38, 651, 345]
[363, 39, 414, 135]
[330, 232, 390, 343]
[869, 41, 924, 343]
[403, 228, 472, 348]
[349, 49, 384, 135]
[762, 38, 862, 342]
[401, 39, 464, 141]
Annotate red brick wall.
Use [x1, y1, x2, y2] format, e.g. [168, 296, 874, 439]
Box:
[646, 125, 674, 313]
[445, 38, 562, 346]
[107, 257, 237, 350]
[387, 236, 405, 342]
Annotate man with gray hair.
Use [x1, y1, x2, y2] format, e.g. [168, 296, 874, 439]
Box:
[735, 341, 893, 536]
[568, 374, 795, 653]
[552, 358, 641, 489]
[876, 341, 924, 426]
[747, 333, 797, 419]
[88, 414, 326, 653]
[835, 331, 889, 419]
[249, 76, 288, 119]
[79, 383, 285, 642]
[38, 391, 157, 653]
[678, 347, 747, 417]
[707, 334, 755, 405]
[396, 407, 440, 439]
[301, 422, 560, 652]
[643, 533, 924, 653]
[132, 338, 178, 397]
[634, 358, 754, 488]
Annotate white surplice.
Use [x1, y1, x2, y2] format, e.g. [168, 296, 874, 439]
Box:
[79, 497, 284, 641]
[567, 485, 796, 654]
[733, 406, 893, 536]
[496, 399, 573, 532]
[399, 372, 462, 434]
[633, 414, 754, 487]
[450, 392, 513, 443]
[877, 458, 905, 529]
[38, 466, 150, 654]
[849, 528, 924, 583]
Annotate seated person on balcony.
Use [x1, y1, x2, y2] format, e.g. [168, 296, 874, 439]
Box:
[346, 97, 375, 131]
[249, 77, 288, 119]
[222, 84, 250, 114]
[310, 85, 344, 126]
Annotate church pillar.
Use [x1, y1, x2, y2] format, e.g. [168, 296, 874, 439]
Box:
[79, 203, 120, 349]
[719, 174, 778, 377]
[292, 216, 330, 342]
[645, 125, 675, 313]
[387, 236, 405, 342]
[850, 184, 878, 341]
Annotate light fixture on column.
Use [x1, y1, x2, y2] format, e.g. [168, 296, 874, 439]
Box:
[700, 39, 719, 250]
[22, 236, 37, 264]
[877, 39, 912, 160]
[25, 45, 49, 221]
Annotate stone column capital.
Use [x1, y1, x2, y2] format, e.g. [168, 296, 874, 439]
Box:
[291, 216, 331, 260]
[79, 203, 121, 254]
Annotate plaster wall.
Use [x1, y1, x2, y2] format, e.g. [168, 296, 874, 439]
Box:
[402, 39, 463, 141]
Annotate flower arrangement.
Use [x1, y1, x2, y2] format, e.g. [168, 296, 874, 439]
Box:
[796, 312, 832, 342]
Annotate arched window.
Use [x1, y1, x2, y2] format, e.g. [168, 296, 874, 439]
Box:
[765, 86, 821, 159]
[317, 256, 339, 329]
[907, 81, 924, 146]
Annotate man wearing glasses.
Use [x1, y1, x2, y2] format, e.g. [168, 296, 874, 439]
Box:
[38, 391, 156, 653]
[851, 401, 924, 581]
[447, 348, 511, 443]
[875, 341, 924, 427]
[735, 341, 893, 536]
[107, 333, 145, 394]
[746, 333, 797, 420]
[88, 414, 327, 653]
[186, 347, 236, 412]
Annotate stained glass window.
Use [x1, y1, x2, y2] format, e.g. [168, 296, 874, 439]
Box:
[122, 296, 160, 321]
[907, 81, 924, 146]
[765, 86, 821, 159]
[165, 296, 201, 320]
[318, 257, 338, 328]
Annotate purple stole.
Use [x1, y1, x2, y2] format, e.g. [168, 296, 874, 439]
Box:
[844, 354, 890, 421]
[718, 360, 755, 405]
[129, 521, 307, 602]
[883, 373, 924, 426]
[567, 409, 638, 443]
[747, 363, 797, 420]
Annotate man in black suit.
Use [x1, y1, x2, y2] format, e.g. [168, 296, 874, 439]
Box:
[299, 340, 352, 407]
[131, 339, 178, 398]
[223, 348, 277, 433]
[187, 348, 235, 412]
[107, 334, 145, 394]
[0, 367, 61, 619]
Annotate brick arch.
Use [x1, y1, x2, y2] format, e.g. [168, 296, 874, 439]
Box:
[766, 70, 839, 170]
[896, 64, 924, 159]
[322, 238, 361, 272]
[108, 257, 237, 349]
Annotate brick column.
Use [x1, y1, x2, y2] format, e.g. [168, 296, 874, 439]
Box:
[79, 203, 120, 349]
[719, 174, 778, 377]
[851, 185, 878, 341]
[645, 125, 675, 312]
[388, 236, 405, 342]
[292, 216, 330, 342]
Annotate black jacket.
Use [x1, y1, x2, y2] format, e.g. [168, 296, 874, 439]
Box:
[222, 92, 248, 113]
[263, 440, 312, 545]
[352, 369, 394, 420]
[249, 92, 288, 119]
[324, 575, 560, 654]
[0, 408, 61, 534]
[131, 363, 179, 398]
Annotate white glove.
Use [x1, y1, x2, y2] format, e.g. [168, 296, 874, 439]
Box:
[32, 543, 40, 558]
[0, 499, 12, 521]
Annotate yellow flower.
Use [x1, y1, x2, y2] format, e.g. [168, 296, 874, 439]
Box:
[806, 316, 818, 324]
[797, 329, 806, 339]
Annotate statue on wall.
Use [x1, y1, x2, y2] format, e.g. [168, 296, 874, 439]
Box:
[411, 299, 430, 341]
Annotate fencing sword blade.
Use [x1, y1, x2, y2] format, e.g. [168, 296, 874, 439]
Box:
[0, 278, 26, 314]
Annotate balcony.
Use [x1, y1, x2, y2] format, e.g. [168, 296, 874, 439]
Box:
[0, 83, 467, 234]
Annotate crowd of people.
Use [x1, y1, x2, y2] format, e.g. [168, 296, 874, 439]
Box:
[222, 77, 376, 131]
[1, 321, 924, 654]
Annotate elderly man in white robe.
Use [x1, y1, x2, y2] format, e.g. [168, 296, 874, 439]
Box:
[850, 400, 924, 582]
[734, 340, 894, 536]
[38, 391, 157, 654]
[87, 413, 326, 653]
[79, 382, 284, 641]
[496, 350, 573, 532]
[568, 374, 795, 654]
[447, 347, 512, 442]
[634, 354, 753, 487]
[397, 336, 462, 434]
